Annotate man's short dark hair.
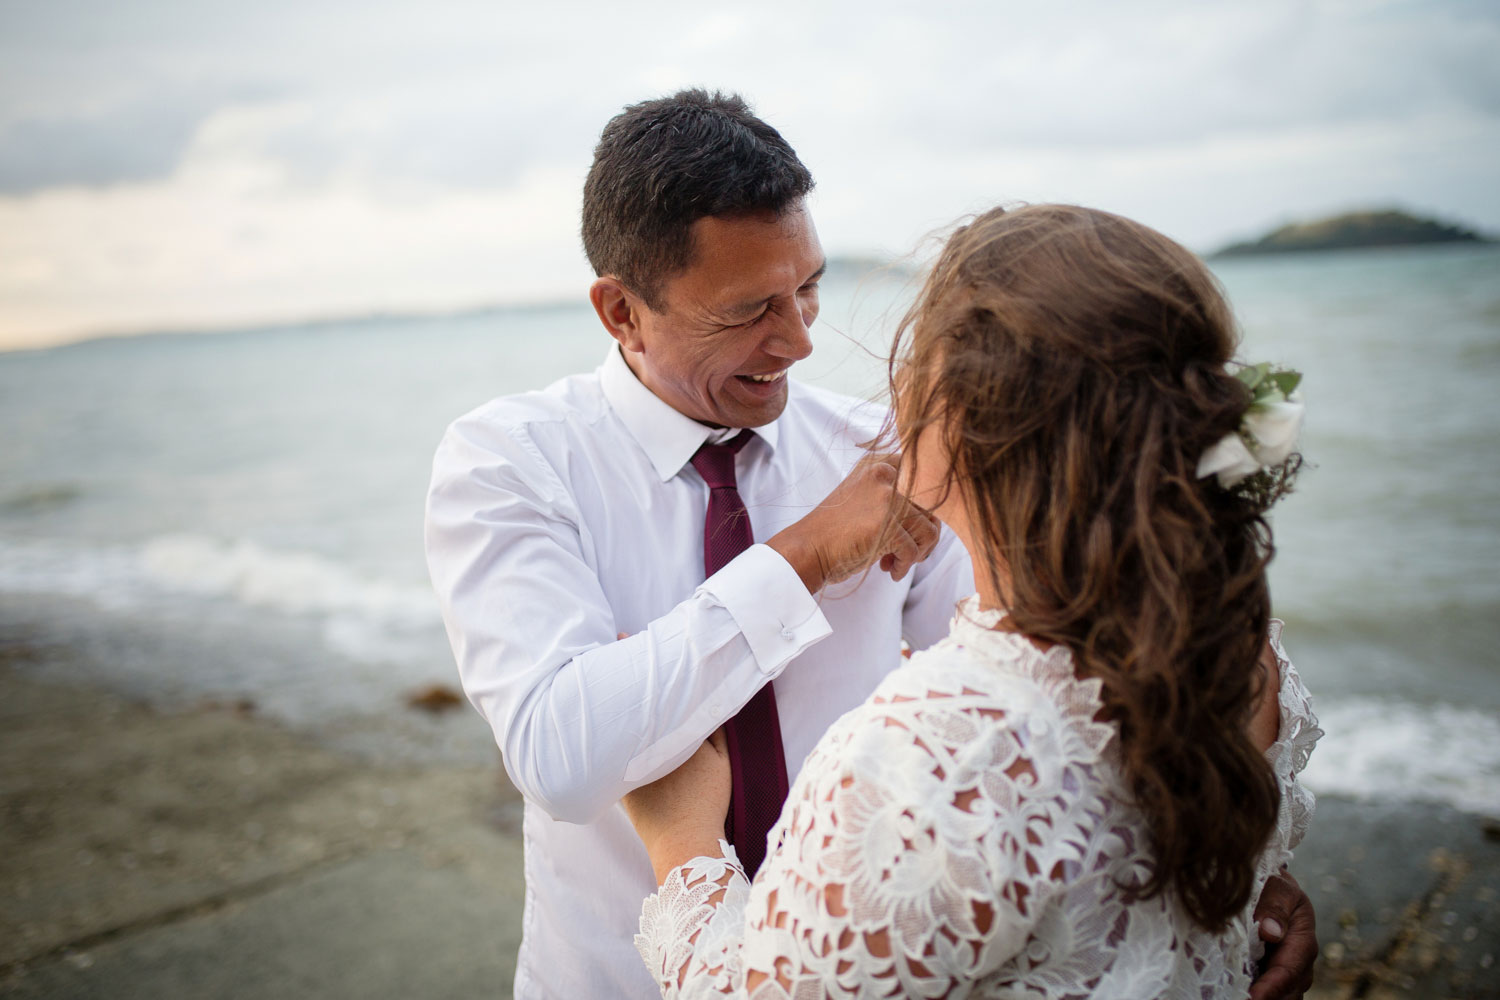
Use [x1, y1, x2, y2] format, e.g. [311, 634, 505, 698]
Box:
[581, 89, 815, 310]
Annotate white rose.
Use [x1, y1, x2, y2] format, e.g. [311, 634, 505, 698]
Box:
[1196, 432, 1260, 487]
[1243, 395, 1304, 467]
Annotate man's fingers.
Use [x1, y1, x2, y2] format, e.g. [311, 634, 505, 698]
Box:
[903, 507, 941, 558]
[884, 507, 940, 580]
[882, 526, 924, 581]
[1255, 872, 1315, 950]
[1257, 921, 1318, 1000]
[1247, 966, 1298, 1000]
[778, 449, 935, 592]
[1253, 870, 1299, 931]
[1251, 871, 1318, 1000]
[1247, 963, 1314, 1000]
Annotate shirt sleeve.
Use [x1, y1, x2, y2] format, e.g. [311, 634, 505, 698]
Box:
[424, 416, 832, 824]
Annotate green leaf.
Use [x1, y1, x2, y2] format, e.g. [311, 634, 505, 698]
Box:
[1268, 370, 1302, 397]
[1235, 363, 1271, 391]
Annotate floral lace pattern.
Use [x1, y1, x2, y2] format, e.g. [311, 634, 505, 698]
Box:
[636, 599, 1321, 999]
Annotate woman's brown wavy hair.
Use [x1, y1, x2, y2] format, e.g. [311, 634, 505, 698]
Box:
[890, 203, 1281, 931]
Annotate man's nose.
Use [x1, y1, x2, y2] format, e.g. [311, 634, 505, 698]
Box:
[765, 302, 814, 361]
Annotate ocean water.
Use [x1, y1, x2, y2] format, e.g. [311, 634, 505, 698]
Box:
[2, 245, 1498, 813]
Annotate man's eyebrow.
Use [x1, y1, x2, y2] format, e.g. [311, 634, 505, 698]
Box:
[720, 262, 828, 320]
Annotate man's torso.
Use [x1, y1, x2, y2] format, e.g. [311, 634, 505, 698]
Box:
[444, 360, 965, 998]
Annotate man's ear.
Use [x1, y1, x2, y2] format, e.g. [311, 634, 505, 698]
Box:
[589, 277, 646, 353]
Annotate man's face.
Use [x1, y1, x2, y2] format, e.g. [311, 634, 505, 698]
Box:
[618, 204, 825, 428]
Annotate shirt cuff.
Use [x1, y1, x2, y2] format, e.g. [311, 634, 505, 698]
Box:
[700, 543, 832, 673]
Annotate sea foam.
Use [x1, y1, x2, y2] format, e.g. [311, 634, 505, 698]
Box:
[1301, 697, 1500, 816]
[4, 536, 1500, 808]
[138, 534, 433, 626]
[0, 534, 443, 666]
[138, 534, 442, 665]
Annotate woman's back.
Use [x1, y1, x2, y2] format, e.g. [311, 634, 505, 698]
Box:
[637, 600, 1319, 998]
[629, 203, 1322, 998]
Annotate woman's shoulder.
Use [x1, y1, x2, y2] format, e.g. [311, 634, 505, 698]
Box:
[1265, 619, 1322, 775]
[831, 600, 1116, 777]
[902, 599, 1107, 709]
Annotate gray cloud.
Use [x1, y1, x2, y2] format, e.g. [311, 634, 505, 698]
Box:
[250, 89, 613, 190]
[0, 0, 1496, 234]
[0, 0, 580, 192]
[860, 2, 1500, 153]
[0, 99, 220, 192]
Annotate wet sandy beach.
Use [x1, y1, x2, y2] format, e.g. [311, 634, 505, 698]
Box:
[2, 630, 1497, 999]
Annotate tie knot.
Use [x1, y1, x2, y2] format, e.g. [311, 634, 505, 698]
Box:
[690, 429, 754, 489]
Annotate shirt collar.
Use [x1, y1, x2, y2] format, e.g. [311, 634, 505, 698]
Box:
[598, 344, 780, 482]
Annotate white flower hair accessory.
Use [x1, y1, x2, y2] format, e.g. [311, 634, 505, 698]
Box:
[1196, 364, 1304, 489]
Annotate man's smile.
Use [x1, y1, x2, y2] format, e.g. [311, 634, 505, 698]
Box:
[734, 369, 789, 398]
[738, 369, 787, 384]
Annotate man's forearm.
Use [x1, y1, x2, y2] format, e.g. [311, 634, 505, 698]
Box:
[477, 546, 832, 823]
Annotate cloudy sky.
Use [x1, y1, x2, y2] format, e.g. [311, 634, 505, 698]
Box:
[1, 0, 1497, 350]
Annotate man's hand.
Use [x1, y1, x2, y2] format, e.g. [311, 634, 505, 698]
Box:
[767, 453, 941, 594]
[621, 730, 732, 884]
[1251, 869, 1318, 1000]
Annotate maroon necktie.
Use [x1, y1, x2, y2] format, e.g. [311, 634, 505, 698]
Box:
[690, 429, 788, 879]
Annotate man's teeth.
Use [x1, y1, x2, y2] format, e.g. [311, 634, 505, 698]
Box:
[744, 372, 783, 383]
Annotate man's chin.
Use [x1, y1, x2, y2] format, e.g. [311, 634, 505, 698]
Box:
[722, 387, 788, 429]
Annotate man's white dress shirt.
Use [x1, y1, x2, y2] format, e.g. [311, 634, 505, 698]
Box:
[424, 345, 973, 1000]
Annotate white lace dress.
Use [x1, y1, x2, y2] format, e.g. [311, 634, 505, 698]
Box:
[635, 598, 1321, 999]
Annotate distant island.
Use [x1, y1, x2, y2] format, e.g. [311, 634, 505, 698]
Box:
[1213, 209, 1494, 258]
[823, 254, 916, 280]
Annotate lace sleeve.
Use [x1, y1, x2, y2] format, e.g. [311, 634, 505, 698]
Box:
[1263, 620, 1322, 861]
[634, 843, 752, 999]
[635, 651, 1115, 999]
